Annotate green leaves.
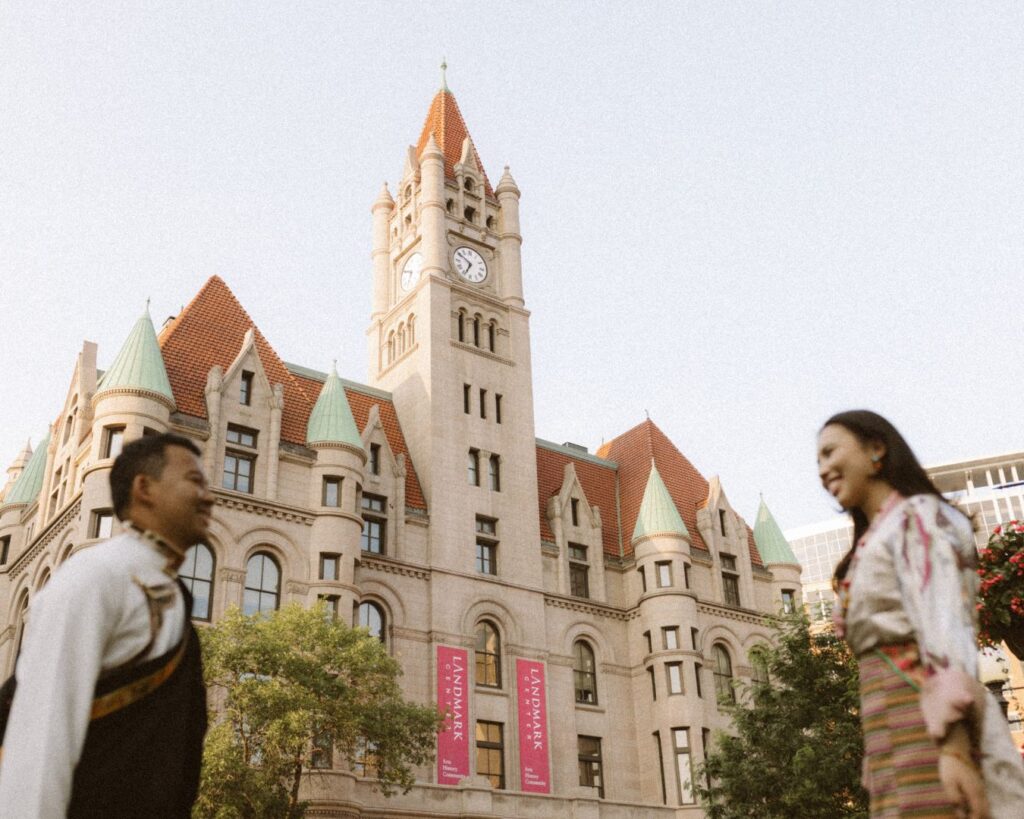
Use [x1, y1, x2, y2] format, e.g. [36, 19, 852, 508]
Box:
[696, 616, 868, 819]
[194, 603, 444, 818]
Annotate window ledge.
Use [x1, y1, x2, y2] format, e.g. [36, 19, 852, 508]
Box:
[574, 702, 605, 714]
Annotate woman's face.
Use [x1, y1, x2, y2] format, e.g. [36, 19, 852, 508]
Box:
[817, 424, 885, 511]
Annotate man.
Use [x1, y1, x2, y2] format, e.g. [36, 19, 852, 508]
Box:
[0, 433, 213, 817]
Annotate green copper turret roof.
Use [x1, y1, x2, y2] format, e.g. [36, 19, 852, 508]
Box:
[306, 364, 361, 447]
[632, 461, 689, 542]
[753, 497, 799, 565]
[4, 431, 50, 506]
[96, 307, 174, 403]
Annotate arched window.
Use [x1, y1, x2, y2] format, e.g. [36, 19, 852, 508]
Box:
[573, 640, 597, 704]
[37, 569, 50, 590]
[457, 310, 466, 342]
[487, 321, 496, 352]
[485, 215, 495, 230]
[243, 552, 280, 616]
[14, 592, 30, 659]
[182, 543, 215, 620]
[475, 620, 501, 688]
[407, 314, 415, 346]
[387, 331, 395, 364]
[404, 184, 412, 202]
[712, 644, 735, 705]
[59, 543, 74, 564]
[749, 646, 770, 685]
[463, 177, 474, 192]
[446, 198, 455, 215]
[472, 315, 481, 347]
[397, 323, 406, 355]
[358, 601, 385, 643]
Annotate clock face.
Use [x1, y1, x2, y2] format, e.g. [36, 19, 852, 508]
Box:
[453, 246, 487, 283]
[400, 252, 423, 292]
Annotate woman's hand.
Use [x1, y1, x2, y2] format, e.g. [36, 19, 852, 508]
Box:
[938, 751, 989, 818]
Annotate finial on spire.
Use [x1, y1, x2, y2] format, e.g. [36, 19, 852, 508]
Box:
[144, 297, 151, 315]
[331, 358, 338, 375]
[441, 57, 449, 91]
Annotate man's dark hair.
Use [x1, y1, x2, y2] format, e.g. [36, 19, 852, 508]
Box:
[109, 433, 202, 519]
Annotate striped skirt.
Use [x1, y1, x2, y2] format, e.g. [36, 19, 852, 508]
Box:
[859, 645, 956, 818]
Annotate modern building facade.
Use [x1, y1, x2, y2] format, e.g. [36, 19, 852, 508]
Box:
[786, 452, 1024, 748]
[0, 82, 802, 818]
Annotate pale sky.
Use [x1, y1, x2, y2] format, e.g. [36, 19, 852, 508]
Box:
[2, 2, 1023, 531]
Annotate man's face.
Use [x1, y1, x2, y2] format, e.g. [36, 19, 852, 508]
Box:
[143, 445, 214, 550]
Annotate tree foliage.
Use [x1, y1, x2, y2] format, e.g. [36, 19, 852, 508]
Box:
[697, 616, 868, 819]
[193, 603, 444, 818]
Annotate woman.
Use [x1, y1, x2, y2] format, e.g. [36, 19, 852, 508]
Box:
[820, 410, 1024, 818]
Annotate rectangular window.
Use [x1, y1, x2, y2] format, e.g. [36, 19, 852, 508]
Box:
[570, 498, 579, 526]
[463, 383, 471, 414]
[369, 443, 381, 476]
[468, 448, 480, 486]
[223, 452, 255, 493]
[691, 628, 699, 650]
[683, 563, 691, 589]
[476, 721, 505, 789]
[694, 663, 703, 698]
[317, 594, 339, 621]
[643, 630, 652, 655]
[226, 424, 258, 448]
[102, 426, 125, 459]
[92, 510, 113, 539]
[319, 553, 339, 581]
[360, 494, 387, 554]
[476, 516, 498, 576]
[488, 454, 500, 492]
[569, 543, 589, 598]
[476, 541, 497, 575]
[311, 730, 333, 769]
[322, 476, 341, 507]
[721, 554, 740, 606]
[354, 738, 379, 778]
[479, 388, 487, 419]
[0, 535, 10, 565]
[648, 666, 657, 700]
[240, 371, 254, 406]
[781, 589, 796, 614]
[673, 727, 696, 805]
[654, 731, 667, 805]
[578, 735, 604, 798]
[495, 393, 502, 424]
[638, 566, 647, 593]
[662, 627, 679, 650]
[718, 509, 727, 536]
[666, 662, 683, 695]
[656, 561, 672, 588]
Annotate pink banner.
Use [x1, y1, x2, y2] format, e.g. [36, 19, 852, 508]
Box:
[436, 645, 470, 785]
[516, 658, 551, 793]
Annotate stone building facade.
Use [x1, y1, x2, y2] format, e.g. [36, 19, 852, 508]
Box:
[0, 83, 802, 818]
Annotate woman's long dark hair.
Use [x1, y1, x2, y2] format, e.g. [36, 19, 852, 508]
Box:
[826, 410, 944, 583]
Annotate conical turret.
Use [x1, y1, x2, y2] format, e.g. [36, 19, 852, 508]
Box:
[2, 432, 50, 508]
[632, 461, 689, 543]
[96, 306, 174, 406]
[307, 365, 361, 448]
[753, 497, 799, 566]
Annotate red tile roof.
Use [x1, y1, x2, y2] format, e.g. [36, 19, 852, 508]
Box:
[596, 419, 763, 565]
[416, 89, 494, 197]
[158, 276, 426, 511]
[536, 444, 621, 558]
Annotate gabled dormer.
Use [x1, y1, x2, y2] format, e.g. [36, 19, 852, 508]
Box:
[545, 461, 605, 601]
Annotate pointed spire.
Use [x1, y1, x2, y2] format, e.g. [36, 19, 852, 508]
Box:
[415, 84, 493, 195]
[96, 305, 174, 405]
[374, 181, 395, 209]
[11, 439, 33, 471]
[632, 460, 689, 542]
[753, 498, 799, 566]
[496, 165, 520, 197]
[306, 365, 361, 448]
[4, 431, 50, 506]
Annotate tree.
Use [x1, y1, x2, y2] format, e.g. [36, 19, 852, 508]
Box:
[697, 616, 868, 818]
[193, 603, 444, 819]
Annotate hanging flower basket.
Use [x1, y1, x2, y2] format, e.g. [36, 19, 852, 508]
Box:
[977, 521, 1024, 660]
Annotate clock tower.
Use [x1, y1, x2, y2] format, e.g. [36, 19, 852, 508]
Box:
[367, 71, 541, 583]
